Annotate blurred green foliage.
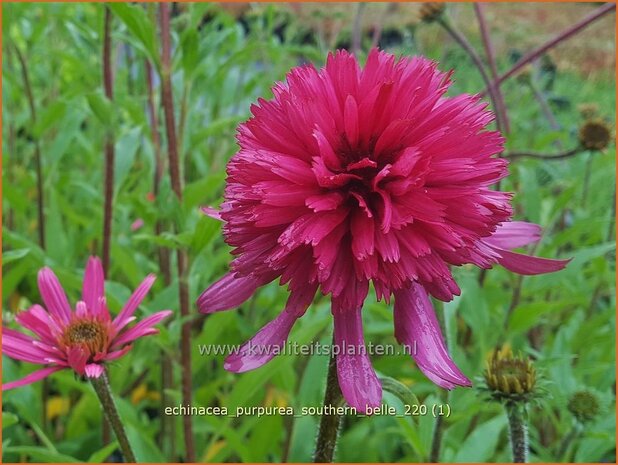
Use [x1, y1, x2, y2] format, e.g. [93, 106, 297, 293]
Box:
[2, 3, 615, 463]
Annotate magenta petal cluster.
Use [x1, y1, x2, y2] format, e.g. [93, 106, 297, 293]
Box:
[198, 49, 569, 412]
[2, 257, 172, 390]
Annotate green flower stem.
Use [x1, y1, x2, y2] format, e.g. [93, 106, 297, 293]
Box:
[313, 338, 343, 463]
[506, 402, 529, 463]
[91, 373, 137, 463]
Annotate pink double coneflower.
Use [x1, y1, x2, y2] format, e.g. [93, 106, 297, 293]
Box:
[2, 256, 171, 390]
[199, 49, 569, 412]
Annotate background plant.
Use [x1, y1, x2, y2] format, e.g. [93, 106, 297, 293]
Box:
[2, 2, 615, 463]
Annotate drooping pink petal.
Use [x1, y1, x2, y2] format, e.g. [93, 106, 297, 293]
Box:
[332, 303, 382, 413]
[224, 283, 317, 373]
[85, 364, 105, 378]
[393, 282, 471, 389]
[37, 267, 72, 323]
[197, 272, 262, 313]
[112, 274, 156, 332]
[111, 310, 172, 348]
[82, 256, 105, 315]
[2, 366, 64, 391]
[2, 329, 54, 364]
[492, 248, 571, 275]
[483, 221, 542, 249]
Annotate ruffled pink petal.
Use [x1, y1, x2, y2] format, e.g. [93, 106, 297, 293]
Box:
[493, 248, 571, 275]
[112, 274, 156, 332]
[201, 206, 223, 221]
[197, 273, 261, 314]
[111, 310, 172, 348]
[15, 304, 59, 344]
[82, 256, 104, 315]
[2, 366, 64, 391]
[224, 284, 317, 373]
[484, 221, 542, 249]
[67, 346, 88, 375]
[85, 364, 105, 378]
[75, 301, 88, 318]
[2, 329, 56, 364]
[393, 282, 471, 389]
[37, 267, 72, 324]
[332, 303, 382, 413]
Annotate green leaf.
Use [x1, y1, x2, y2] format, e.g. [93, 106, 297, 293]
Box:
[2, 248, 30, 266]
[2, 412, 19, 429]
[87, 441, 119, 463]
[108, 3, 159, 68]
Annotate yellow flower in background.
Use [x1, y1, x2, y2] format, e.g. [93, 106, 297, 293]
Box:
[46, 396, 70, 421]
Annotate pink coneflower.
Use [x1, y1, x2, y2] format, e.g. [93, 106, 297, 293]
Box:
[2, 257, 171, 390]
[198, 49, 569, 412]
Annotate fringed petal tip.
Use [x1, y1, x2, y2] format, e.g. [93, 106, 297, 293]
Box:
[394, 283, 471, 392]
[224, 286, 316, 373]
[201, 206, 223, 221]
[495, 249, 571, 275]
[333, 305, 382, 414]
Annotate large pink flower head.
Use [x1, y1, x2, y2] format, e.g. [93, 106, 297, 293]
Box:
[199, 49, 569, 412]
[2, 257, 171, 390]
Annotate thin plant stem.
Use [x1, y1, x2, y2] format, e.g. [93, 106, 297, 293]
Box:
[101, 6, 115, 447]
[437, 17, 505, 135]
[91, 373, 137, 463]
[13, 41, 49, 433]
[527, 80, 564, 151]
[145, 55, 176, 459]
[13, 44, 45, 249]
[557, 423, 581, 461]
[159, 4, 195, 461]
[505, 402, 529, 463]
[480, 3, 616, 97]
[473, 3, 510, 133]
[313, 336, 344, 463]
[581, 153, 593, 207]
[102, 6, 115, 277]
[505, 147, 581, 161]
[351, 2, 366, 56]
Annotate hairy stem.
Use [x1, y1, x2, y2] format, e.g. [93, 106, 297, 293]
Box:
[473, 3, 510, 133]
[159, 4, 195, 461]
[313, 338, 343, 463]
[481, 3, 616, 96]
[506, 403, 529, 463]
[91, 373, 136, 463]
[438, 17, 505, 135]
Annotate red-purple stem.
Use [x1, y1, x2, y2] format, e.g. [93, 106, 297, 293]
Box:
[102, 6, 114, 277]
[480, 2, 616, 97]
[14, 44, 45, 249]
[145, 57, 176, 459]
[473, 3, 510, 133]
[159, 4, 195, 462]
[101, 6, 115, 447]
[437, 16, 505, 135]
